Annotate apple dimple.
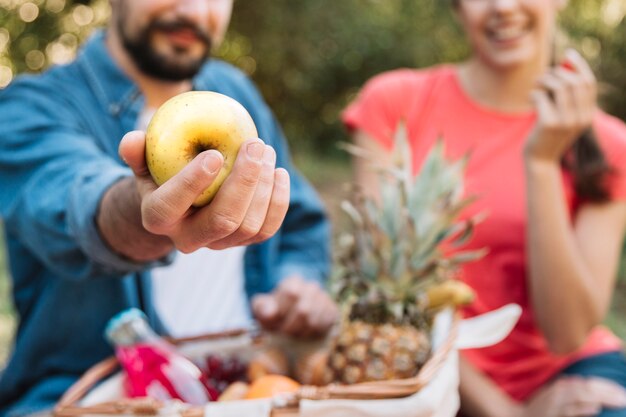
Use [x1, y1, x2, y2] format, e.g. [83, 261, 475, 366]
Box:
[186, 139, 221, 160]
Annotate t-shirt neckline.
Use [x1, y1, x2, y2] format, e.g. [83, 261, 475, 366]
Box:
[446, 65, 536, 121]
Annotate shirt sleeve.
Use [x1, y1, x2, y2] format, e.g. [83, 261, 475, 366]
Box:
[342, 68, 431, 150]
[594, 111, 626, 201]
[0, 80, 170, 281]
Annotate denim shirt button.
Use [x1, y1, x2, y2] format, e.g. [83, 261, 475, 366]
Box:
[109, 103, 120, 115]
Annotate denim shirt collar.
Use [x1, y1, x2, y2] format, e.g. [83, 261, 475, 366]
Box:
[76, 30, 212, 118]
[76, 30, 141, 117]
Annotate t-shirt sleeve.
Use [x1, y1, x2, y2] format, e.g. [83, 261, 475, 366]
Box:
[342, 69, 432, 150]
[594, 112, 626, 201]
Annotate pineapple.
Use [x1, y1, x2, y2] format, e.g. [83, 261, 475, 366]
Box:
[326, 123, 485, 385]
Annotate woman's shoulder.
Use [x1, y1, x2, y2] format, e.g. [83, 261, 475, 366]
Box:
[594, 111, 626, 154]
[342, 65, 456, 145]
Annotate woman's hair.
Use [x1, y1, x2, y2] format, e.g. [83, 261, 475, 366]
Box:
[563, 130, 612, 203]
[450, 0, 613, 202]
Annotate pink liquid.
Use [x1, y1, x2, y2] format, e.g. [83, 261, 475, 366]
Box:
[116, 343, 218, 404]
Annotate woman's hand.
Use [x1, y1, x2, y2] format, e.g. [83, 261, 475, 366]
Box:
[514, 376, 626, 417]
[524, 49, 597, 165]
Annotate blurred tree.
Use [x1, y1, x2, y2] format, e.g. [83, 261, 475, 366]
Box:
[0, 0, 624, 156]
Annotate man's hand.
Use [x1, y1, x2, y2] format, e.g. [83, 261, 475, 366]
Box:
[119, 131, 290, 253]
[514, 376, 626, 417]
[251, 276, 338, 338]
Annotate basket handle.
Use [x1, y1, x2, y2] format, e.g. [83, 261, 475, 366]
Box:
[54, 356, 120, 414]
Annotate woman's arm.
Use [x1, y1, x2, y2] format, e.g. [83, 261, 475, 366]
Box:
[526, 160, 626, 353]
[525, 50, 626, 353]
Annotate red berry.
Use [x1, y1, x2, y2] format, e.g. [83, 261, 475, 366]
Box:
[560, 60, 575, 72]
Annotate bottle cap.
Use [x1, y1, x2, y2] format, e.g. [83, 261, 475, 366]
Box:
[105, 308, 150, 346]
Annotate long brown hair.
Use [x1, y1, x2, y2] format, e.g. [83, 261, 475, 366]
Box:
[450, 0, 613, 202]
[563, 131, 612, 202]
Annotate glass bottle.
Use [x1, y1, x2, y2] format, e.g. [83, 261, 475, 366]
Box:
[105, 308, 218, 404]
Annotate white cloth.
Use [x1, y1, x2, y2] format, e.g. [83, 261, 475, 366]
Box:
[137, 108, 251, 338]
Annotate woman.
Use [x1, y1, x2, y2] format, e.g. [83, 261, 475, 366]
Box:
[343, 0, 626, 416]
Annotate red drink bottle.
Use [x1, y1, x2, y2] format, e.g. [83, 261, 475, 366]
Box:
[105, 308, 217, 404]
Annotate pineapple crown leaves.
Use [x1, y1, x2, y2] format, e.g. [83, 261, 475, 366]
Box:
[334, 122, 486, 324]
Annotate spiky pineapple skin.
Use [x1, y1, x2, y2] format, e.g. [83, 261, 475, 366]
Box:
[327, 321, 430, 384]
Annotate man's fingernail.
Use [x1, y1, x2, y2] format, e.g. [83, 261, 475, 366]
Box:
[247, 141, 265, 162]
[263, 146, 276, 165]
[202, 151, 222, 174]
[276, 168, 290, 186]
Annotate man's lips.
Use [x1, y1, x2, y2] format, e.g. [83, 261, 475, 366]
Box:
[163, 28, 202, 46]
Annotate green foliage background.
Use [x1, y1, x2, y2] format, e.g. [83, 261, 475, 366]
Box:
[0, 0, 626, 359]
[1, 0, 626, 155]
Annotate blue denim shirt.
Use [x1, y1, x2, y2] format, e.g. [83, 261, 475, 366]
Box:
[0, 31, 330, 417]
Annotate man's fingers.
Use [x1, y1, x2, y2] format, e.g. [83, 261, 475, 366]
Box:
[209, 147, 278, 249]
[252, 294, 280, 328]
[280, 295, 314, 336]
[119, 131, 150, 176]
[279, 281, 332, 337]
[185, 140, 265, 248]
[118, 131, 159, 197]
[239, 168, 290, 247]
[143, 150, 224, 234]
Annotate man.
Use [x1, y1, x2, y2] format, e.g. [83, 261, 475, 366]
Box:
[0, 1, 337, 416]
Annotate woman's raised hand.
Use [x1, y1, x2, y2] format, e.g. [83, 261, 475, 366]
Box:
[524, 49, 597, 164]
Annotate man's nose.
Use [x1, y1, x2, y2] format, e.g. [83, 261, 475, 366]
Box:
[490, 0, 518, 13]
[175, 0, 215, 24]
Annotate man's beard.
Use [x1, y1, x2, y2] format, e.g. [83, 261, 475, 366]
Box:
[118, 17, 212, 81]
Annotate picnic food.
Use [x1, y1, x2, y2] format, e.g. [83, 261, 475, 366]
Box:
[203, 354, 248, 394]
[247, 347, 290, 381]
[244, 374, 301, 399]
[218, 382, 250, 402]
[145, 91, 258, 206]
[322, 126, 483, 385]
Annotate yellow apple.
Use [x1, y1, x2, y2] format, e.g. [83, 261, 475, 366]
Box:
[145, 91, 258, 207]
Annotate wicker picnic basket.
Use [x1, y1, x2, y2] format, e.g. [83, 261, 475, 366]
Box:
[54, 316, 459, 417]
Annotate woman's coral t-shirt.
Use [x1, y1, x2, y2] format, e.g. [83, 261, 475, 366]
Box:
[342, 65, 626, 401]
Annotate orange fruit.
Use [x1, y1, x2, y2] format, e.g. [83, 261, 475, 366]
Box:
[244, 374, 301, 399]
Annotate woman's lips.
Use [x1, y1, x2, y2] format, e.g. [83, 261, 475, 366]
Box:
[487, 25, 530, 48]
